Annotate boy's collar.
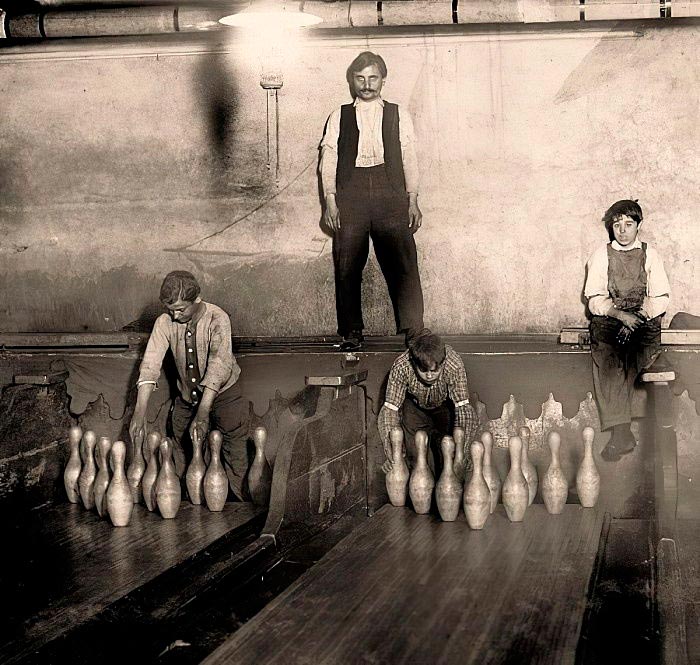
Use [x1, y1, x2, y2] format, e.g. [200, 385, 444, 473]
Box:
[611, 238, 642, 251]
[188, 301, 206, 328]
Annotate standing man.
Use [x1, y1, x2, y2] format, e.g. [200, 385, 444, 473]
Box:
[320, 51, 425, 351]
[129, 270, 251, 500]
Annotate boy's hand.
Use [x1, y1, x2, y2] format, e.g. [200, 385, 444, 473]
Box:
[616, 326, 632, 346]
[129, 412, 146, 447]
[381, 458, 394, 474]
[190, 412, 210, 447]
[614, 310, 645, 331]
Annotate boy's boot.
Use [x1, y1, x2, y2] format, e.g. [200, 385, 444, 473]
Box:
[601, 424, 637, 462]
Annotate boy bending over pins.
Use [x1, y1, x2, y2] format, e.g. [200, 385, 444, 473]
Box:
[379, 330, 479, 474]
[129, 271, 251, 499]
[584, 200, 670, 462]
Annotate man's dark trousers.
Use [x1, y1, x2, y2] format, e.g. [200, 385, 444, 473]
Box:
[169, 384, 251, 501]
[333, 165, 424, 337]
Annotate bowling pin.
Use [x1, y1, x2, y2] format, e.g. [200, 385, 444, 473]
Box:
[480, 432, 502, 514]
[186, 429, 206, 505]
[436, 436, 462, 522]
[502, 435, 529, 522]
[541, 431, 568, 515]
[519, 426, 538, 506]
[464, 441, 490, 529]
[93, 436, 112, 518]
[203, 430, 228, 512]
[247, 426, 273, 507]
[64, 425, 83, 504]
[126, 430, 146, 504]
[141, 431, 161, 512]
[408, 430, 434, 515]
[385, 427, 410, 507]
[106, 440, 134, 527]
[576, 426, 601, 508]
[452, 427, 466, 484]
[156, 437, 181, 519]
[78, 430, 97, 510]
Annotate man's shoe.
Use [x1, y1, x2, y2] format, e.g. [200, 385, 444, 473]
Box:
[339, 332, 363, 352]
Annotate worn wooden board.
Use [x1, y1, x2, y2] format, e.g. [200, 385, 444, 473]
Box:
[204, 503, 606, 665]
[0, 501, 262, 664]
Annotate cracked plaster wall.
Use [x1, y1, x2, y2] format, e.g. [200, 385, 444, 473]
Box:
[0, 24, 697, 335]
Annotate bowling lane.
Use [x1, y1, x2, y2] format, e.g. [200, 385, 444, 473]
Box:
[0, 502, 263, 664]
[203, 504, 607, 665]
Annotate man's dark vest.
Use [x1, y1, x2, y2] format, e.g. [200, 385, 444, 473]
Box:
[337, 101, 406, 195]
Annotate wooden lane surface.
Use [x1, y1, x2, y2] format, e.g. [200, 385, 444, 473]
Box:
[675, 519, 700, 662]
[0, 501, 261, 663]
[204, 504, 606, 665]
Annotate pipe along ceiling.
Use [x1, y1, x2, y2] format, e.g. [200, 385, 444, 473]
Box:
[0, 0, 698, 39]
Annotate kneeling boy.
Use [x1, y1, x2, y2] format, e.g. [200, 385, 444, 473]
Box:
[378, 330, 479, 474]
[129, 270, 251, 499]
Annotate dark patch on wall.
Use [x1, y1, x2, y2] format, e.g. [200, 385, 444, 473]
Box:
[194, 54, 243, 198]
[0, 381, 74, 511]
[0, 252, 399, 336]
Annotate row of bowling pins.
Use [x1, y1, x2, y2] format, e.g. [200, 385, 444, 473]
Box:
[386, 425, 600, 528]
[500, 426, 601, 522]
[63, 425, 270, 527]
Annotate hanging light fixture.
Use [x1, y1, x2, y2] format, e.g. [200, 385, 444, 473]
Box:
[218, 1, 323, 29]
[219, 1, 321, 184]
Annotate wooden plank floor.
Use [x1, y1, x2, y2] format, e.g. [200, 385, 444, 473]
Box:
[0, 501, 262, 663]
[204, 504, 606, 665]
[675, 519, 700, 662]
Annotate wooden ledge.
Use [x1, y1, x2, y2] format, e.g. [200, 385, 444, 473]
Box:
[305, 370, 368, 387]
[641, 371, 676, 383]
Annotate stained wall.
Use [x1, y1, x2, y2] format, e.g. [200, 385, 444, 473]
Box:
[0, 21, 698, 335]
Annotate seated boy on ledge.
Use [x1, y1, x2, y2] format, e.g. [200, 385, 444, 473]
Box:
[129, 270, 251, 499]
[378, 330, 479, 475]
[584, 200, 670, 462]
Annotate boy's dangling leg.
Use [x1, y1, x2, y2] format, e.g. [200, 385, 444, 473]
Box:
[591, 316, 636, 461]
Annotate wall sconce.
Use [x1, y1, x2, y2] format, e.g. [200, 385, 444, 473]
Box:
[219, 1, 322, 182]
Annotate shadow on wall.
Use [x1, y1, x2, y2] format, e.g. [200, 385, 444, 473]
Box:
[194, 53, 240, 198]
[122, 301, 164, 332]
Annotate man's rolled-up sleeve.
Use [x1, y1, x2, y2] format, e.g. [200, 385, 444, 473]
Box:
[200, 312, 234, 393]
[399, 108, 419, 194]
[319, 109, 341, 198]
[137, 315, 170, 388]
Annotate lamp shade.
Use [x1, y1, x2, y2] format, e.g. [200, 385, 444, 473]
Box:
[219, 1, 323, 28]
